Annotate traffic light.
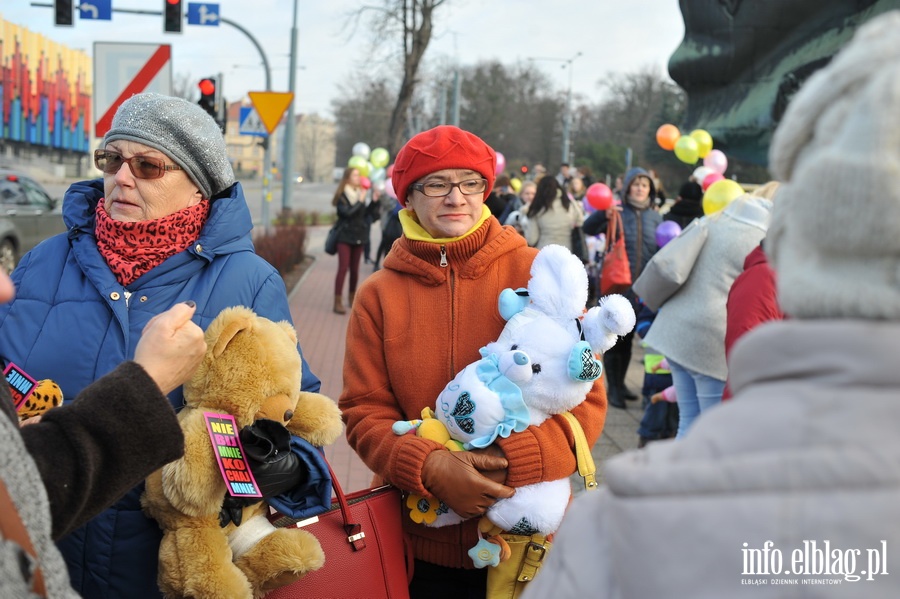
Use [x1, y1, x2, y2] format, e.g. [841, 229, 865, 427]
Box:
[520, 165, 529, 176]
[164, 0, 183, 33]
[54, 0, 74, 26]
[198, 78, 227, 134]
[198, 78, 217, 118]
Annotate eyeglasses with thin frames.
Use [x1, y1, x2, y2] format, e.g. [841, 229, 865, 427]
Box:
[93, 149, 183, 180]
[410, 178, 488, 198]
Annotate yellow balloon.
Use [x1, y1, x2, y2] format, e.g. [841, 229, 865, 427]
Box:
[674, 135, 699, 164]
[690, 129, 713, 158]
[703, 179, 744, 215]
[347, 155, 369, 177]
[509, 177, 522, 193]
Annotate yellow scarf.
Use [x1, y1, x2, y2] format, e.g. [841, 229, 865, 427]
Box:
[398, 205, 491, 243]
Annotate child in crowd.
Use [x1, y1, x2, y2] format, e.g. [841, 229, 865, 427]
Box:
[635, 302, 679, 447]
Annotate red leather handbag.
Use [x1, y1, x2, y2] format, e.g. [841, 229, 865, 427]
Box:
[267, 461, 411, 599]
[600, 210, 632, 296]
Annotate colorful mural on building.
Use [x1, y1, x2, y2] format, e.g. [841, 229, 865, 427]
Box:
[1, 15, 92, 153]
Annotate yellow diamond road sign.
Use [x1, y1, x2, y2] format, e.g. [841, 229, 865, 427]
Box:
[248, 91, 294, 134]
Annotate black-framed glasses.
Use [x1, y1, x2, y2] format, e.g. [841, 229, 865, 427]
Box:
[411, 178, 488, 198]
[93, 149, 182, 180]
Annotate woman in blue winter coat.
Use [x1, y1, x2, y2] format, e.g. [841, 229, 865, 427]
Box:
[0, 93, 330, 599]
[583, 167, 662, 409]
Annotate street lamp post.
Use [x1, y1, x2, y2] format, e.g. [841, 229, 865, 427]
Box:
[561, 51, 582, 166]
[529, 51, 582, 166]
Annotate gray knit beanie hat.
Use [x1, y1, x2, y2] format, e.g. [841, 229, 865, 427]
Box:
[767, 10, 900, 319]
[103, 93, 235, 198]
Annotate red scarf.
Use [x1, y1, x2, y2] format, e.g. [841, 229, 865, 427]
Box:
[95, 198, 210, 286]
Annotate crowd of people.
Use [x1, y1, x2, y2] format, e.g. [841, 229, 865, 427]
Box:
[4, 9, 900, 598]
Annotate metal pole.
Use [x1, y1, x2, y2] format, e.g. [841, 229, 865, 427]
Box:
[218, 17, 274, 235]
[561, 52, 582, 166]
[280, 0, 299, 215]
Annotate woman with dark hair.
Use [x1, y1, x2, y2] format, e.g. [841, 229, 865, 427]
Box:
[331, 167, 368, 314]
[524, 176, 584, 249]
[583, 167, 662, 408]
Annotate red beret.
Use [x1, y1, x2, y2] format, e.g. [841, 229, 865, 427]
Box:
[391, 125, 496, 206]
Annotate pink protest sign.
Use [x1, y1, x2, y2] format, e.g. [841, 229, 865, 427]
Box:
[203, 412, 262, 498]
[4, 362, 37, 409]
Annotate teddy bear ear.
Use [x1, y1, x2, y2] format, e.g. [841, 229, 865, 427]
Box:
[208, 306, 256, 358]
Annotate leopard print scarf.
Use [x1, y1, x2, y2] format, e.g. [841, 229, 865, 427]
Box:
[95, 198, 210, 286]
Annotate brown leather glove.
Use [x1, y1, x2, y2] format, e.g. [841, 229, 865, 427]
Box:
[420, 450, 515, 520]
[468, 444, 508, 485]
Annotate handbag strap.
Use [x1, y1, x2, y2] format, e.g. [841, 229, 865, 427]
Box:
[605, 210, 622, 251]
[560, 412, 598, 492]
[0, 478, 47, 597]
[321, 460, 369, 551]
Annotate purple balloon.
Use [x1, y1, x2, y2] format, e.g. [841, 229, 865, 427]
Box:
[655, 221, 682, 248]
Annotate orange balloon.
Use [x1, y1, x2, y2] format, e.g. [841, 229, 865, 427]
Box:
[656, 124, 680, 151]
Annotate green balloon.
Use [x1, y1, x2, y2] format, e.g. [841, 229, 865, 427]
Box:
[370, 147, 390, 169]
[674, 135, 700, 164]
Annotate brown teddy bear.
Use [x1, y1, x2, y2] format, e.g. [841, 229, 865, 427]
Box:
[142, 306, 344, 598]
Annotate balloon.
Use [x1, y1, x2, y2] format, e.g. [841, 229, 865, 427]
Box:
[370, 147, 390, 169]
[673, 135, 700, 164]
[582, 196, 596, 214]
[352, 142, 371, 159]
[359, 176, 371, 190]
[701, 172, 724, 191]
[703, 179, 743, 215]
[689, 129, 713, 158]
[369, 167, 386, 183]
[374, 180, 386, 193]
[692, 166, 714, 184]
[384, 178, 396, 200]
[495, 152, 506, 176]
[585, 183, 614, 211]
[509, 177, 522, 193]
[704, 149, 728, 175]
[655, 221, 682, 248]
[347, 155, 369, 177]
[656, 124, 680, 151]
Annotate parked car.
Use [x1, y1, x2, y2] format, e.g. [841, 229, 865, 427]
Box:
[0, 170, 67, 273]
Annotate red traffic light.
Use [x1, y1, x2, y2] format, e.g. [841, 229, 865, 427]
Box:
[520, 165, 529, 174]
[198, 79, 216, 96]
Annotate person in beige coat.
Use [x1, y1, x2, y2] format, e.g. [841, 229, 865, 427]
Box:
[525, 176, 583, 249]
[523, 11, 900, 598]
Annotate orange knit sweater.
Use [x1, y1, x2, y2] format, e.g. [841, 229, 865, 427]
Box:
[339, 217, 607, 568]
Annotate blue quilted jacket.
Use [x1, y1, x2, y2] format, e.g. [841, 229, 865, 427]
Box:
[0, 179, 324, 598]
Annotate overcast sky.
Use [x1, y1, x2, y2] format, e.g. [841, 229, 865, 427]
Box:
[6, 0, 686, 117]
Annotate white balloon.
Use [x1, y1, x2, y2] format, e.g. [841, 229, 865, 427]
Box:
[352, 142, 371, 159]
[692, 166, 713, 184]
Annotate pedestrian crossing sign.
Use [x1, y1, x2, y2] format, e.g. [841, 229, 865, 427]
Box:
[239, 106, 268, 137]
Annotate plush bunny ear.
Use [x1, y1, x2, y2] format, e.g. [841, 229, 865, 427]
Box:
[498, 287, 530, 321]
[527, 245, 589, 319]
[582, 294, 636, 354]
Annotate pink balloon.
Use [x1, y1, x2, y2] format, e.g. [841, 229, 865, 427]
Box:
[703, 149, 728, 175]
[384, 178, 396, 200]
[702, 172, 724, 191]
[386, 164, 394, 179]
[495, 152, 506, 176]
[586, 183, 614, 211]
[360, 176, 372, 190]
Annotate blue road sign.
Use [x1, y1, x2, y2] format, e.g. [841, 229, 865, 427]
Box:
[239, 107, 268, 137]
[80, 0, 112, 20]
[187, 3, 220, 26]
